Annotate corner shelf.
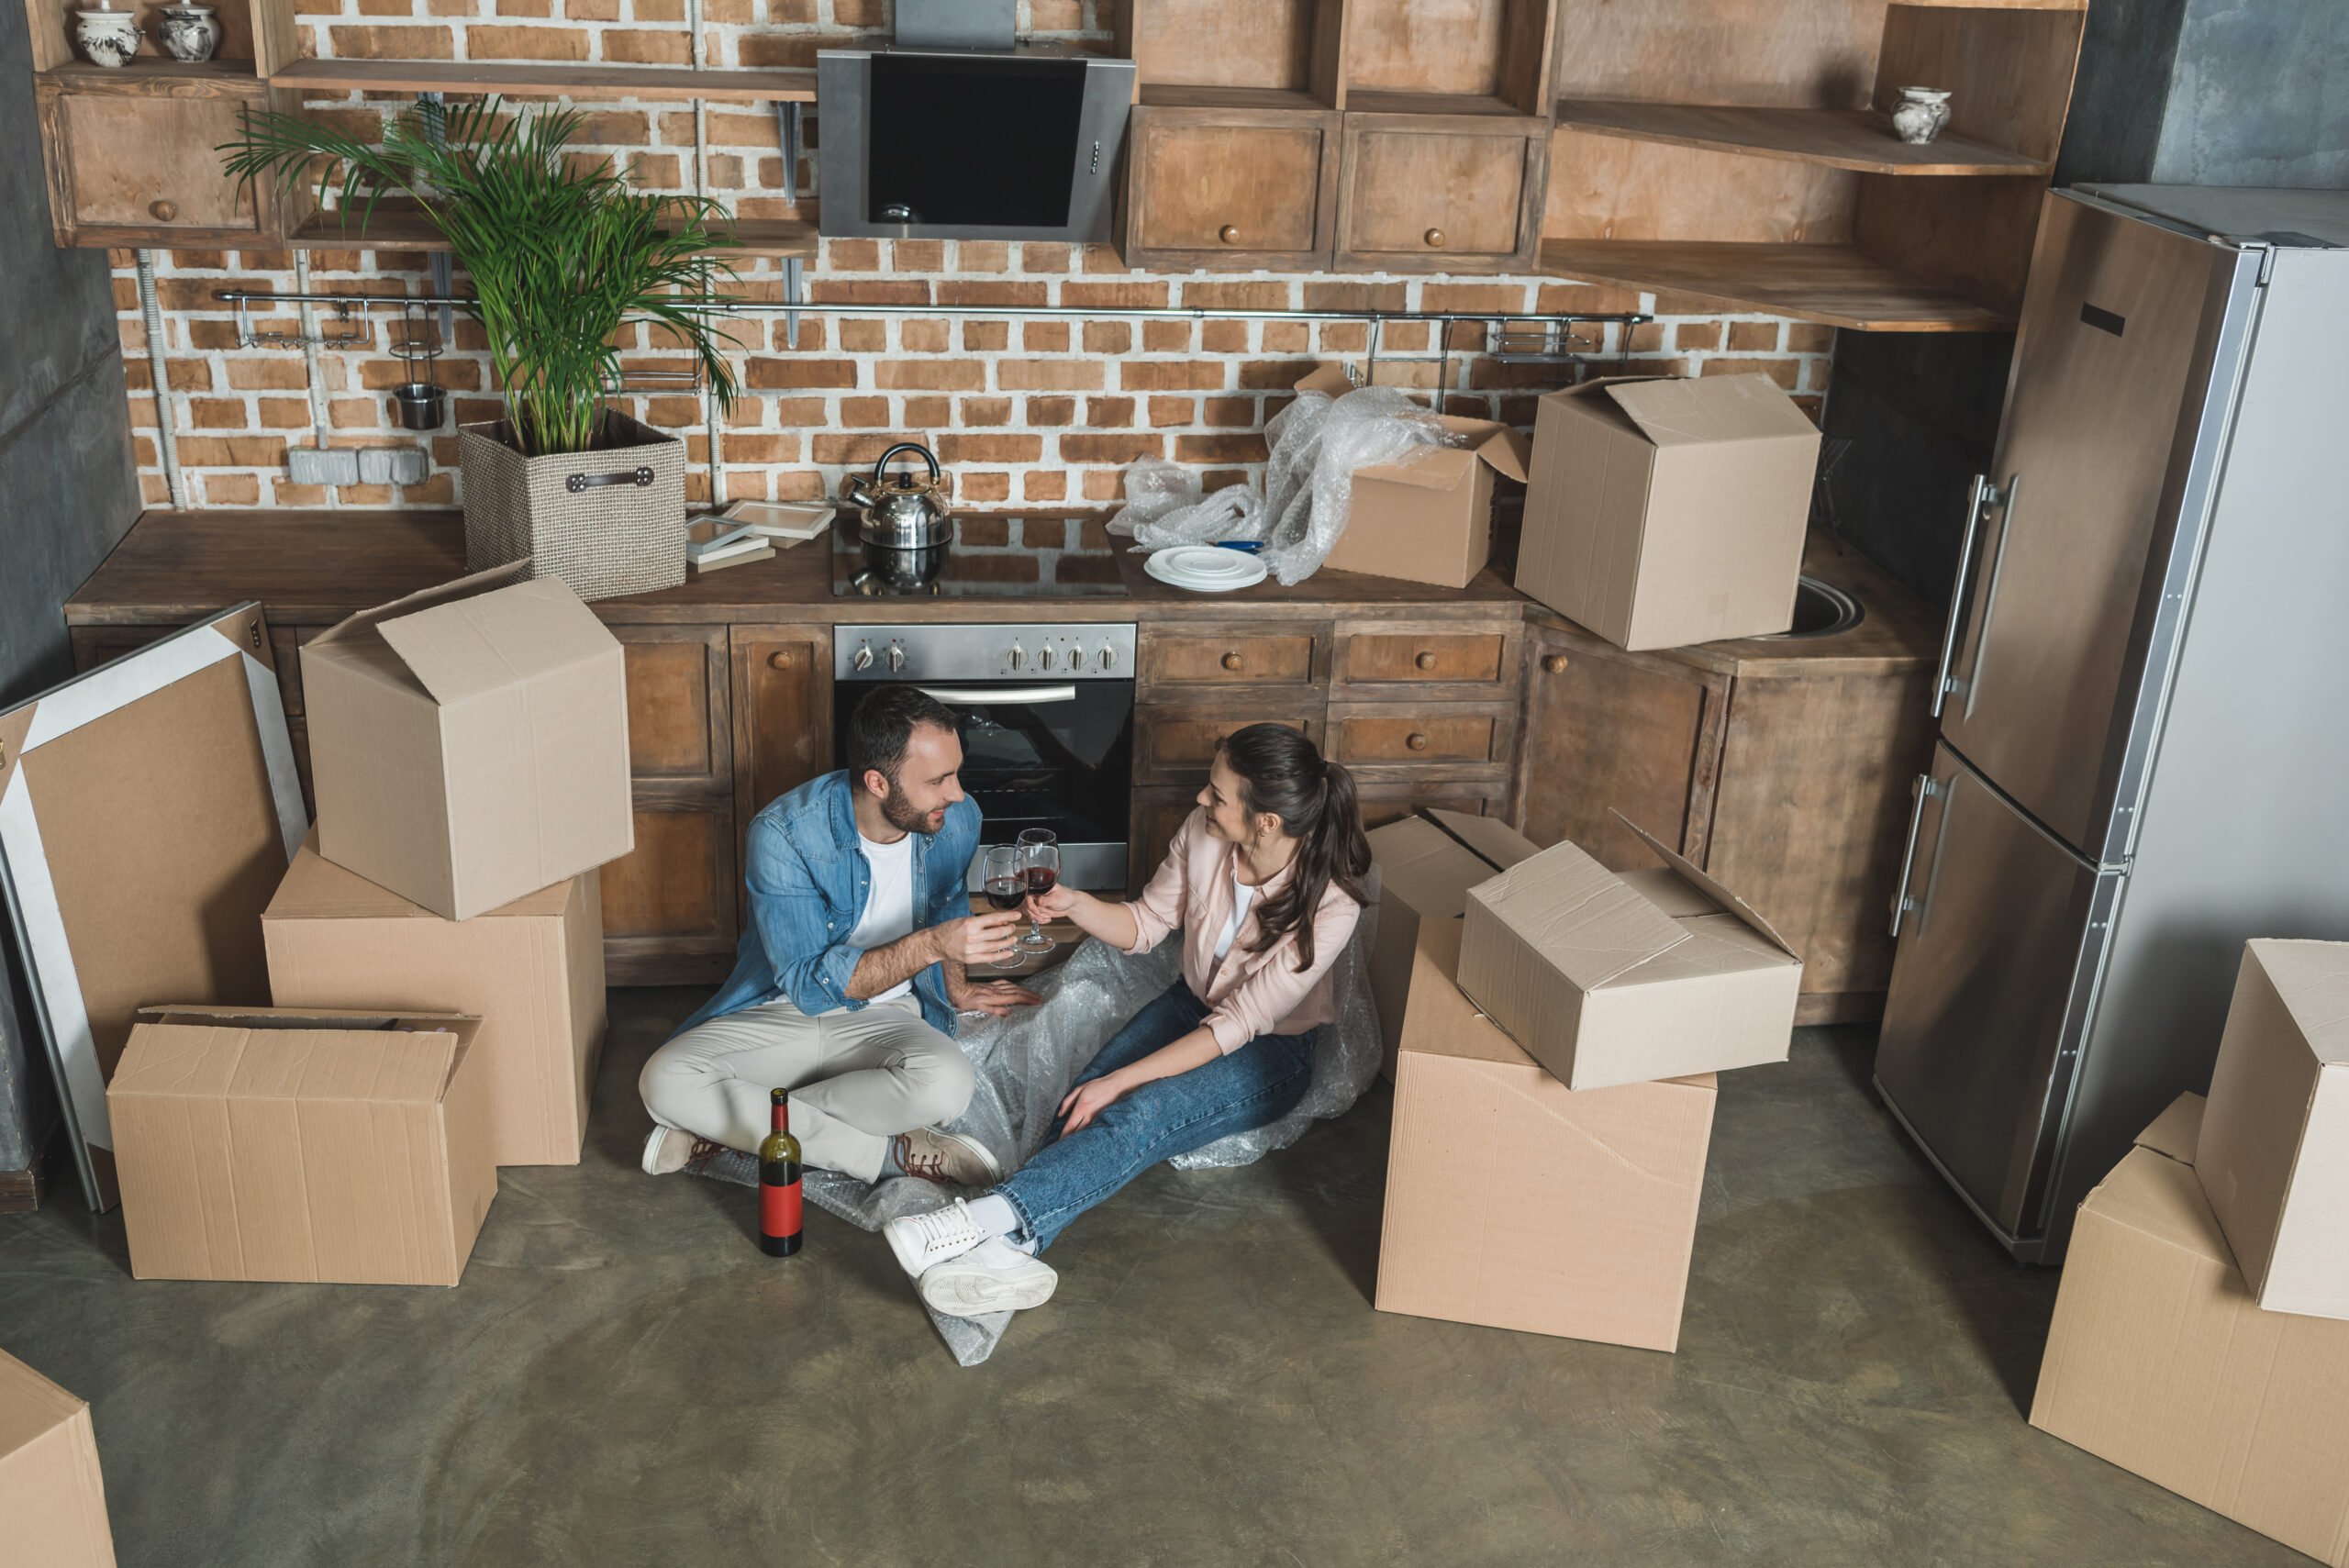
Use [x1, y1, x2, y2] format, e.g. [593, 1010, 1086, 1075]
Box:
[1345, 89, 1546, 121]
[288, 203, 816, 258]
[1553, 99, 2052, 177]
[269, 59, 815, 104]
[1538, 239, 2016, 333]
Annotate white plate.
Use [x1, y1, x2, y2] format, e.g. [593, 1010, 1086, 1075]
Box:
[1146, 546, 1268, 592]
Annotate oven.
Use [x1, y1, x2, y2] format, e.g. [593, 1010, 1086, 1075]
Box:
[832, 622, 1136, 891]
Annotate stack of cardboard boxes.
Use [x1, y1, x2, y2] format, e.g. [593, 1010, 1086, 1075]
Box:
[1367, 808, 1802, 1351]
[102, 563, 635, 1288]
[2032, 940, 2349, 1563]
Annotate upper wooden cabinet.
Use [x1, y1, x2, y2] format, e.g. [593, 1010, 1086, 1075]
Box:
[1116, 0, 1558, 272]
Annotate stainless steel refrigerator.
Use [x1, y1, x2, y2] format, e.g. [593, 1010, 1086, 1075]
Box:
[1875, 184, 2349, 1264]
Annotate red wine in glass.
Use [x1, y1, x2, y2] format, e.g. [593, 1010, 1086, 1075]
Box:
[1016, 832, 1059, 955]
[984, 878, 1025, 910]
[1023, 864, 1058, 895]
[978, 845, 1026, 971]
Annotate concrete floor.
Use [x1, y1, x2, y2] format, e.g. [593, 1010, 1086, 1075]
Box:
[0, 991, 2310, 1567]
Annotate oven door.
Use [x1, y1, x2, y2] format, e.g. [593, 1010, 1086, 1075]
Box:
[833, 679, 1134, 890]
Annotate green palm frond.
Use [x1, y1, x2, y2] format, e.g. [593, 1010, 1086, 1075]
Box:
[221, 96, 741, 458]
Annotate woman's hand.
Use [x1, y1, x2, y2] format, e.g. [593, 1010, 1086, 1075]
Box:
[1025, 881, 1083, 925]
[1058, 1071, 1130, 1137]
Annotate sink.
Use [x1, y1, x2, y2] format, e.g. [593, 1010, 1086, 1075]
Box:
[1756, 575, 1865, 640]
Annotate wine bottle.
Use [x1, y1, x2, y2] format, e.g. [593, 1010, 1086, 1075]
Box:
[758, 1087, 803, 1258]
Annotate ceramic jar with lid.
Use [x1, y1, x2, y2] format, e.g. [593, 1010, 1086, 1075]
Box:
[1891, 87, 1953, 146]
[159, 4, 223, 61]
[72, 8, 142, 66]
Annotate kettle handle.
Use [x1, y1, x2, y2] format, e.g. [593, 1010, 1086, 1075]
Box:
[872, 442, 941, 488]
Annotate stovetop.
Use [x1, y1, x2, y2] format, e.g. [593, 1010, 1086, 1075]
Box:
[829, 515, 1130, 598]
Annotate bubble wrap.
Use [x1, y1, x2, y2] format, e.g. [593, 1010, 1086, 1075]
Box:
[693, 879, 1381, 1366]
[1108, 390, 1459, 582]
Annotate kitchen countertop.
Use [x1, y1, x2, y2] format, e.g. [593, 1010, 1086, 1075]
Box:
[64, 508, 1532, 628]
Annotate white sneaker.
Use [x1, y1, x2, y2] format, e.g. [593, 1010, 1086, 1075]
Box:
[892, 1127, 1005, 1187]
[919, 1236, 1058, 1318]
[883, 1198, 991, 1281]
[640, 1126, 728, 1176]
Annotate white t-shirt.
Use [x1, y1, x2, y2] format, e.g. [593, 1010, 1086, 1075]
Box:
[850, 830, 918, 1003]
[1211, 866, 1259, 972]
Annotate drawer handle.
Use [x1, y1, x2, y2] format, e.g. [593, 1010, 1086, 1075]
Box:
[1220, 651, 1243, 672]
[1424, 228, 1445, 249]
[1414, 651, 1437, 671]
[1406, 732, 1430, 751]
[1542, 653, 1569, 674]
[768, 651, 794, 670]
[150, 200, 179, 222]
[1219, 224, 1241, 245]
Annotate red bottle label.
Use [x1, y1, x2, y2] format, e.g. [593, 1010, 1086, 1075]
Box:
[762, 1177, 802, 1238]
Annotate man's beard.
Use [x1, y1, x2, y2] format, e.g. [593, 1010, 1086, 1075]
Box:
[880, 780, 942, 835]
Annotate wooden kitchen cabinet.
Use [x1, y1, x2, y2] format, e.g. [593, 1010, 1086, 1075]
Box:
[1332, 114, 1548, 274]
[603, 626, 739, 985]
[1122, 105, 1341, 272]
[729, 621, 833, 824]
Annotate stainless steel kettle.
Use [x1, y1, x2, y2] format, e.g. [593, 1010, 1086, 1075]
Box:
[841, 442, 952, 550]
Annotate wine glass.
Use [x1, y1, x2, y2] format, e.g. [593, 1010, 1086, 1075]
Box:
[978, 845, 1026, 973]
[1015, 828, 1060, 956]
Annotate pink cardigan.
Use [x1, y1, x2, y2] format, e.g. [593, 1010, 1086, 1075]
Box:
[1124, 807, 1364, 1053]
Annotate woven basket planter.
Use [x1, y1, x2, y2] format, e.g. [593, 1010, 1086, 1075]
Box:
[458, 409, 687, 601]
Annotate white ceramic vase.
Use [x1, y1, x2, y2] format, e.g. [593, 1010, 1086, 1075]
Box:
[159, 4, 223, 61]
[73, 8, 142, 67]
[1891, 86, 1953, 146]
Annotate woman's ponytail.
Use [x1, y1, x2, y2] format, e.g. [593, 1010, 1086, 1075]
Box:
[1217, 725, 1373, 973]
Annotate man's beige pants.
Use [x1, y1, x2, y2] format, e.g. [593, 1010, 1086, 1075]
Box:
[638, 992, 974, 1183]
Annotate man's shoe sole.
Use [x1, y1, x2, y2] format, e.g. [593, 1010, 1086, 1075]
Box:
[919, 1257, 1058, 1318]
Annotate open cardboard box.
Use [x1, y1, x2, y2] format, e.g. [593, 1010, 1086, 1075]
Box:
[1295, 364, 1531, 589]
[1364, 808, 1542, 1081]
[1456, 811, 1802, 1091]
[0, 1350, 116, 1566]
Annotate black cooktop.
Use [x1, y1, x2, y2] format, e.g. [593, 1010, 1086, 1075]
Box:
[829, 515, 1130, 598]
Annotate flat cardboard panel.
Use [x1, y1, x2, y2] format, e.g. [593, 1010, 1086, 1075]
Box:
[0, 1351, 116, 1568]
[1376, 920, 1716, 1350]
[107, 1009, 493, 1285]
[2032, 1094, 2349, 1567]
[1364, 810, 1541, 1079]
[263, 837, 606, 1165]
[1519, 374, 1819, 651]
[2199, 940, 2349, 1318]
[304, 571, 631, 920]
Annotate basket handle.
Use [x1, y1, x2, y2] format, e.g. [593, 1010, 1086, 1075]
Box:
[566, 466, 656, 494]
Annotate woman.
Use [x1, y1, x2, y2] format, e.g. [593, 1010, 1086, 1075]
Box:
[880, 723, 1372, 1318]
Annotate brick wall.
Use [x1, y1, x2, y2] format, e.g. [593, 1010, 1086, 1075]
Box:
[108, 2, 1834, 512]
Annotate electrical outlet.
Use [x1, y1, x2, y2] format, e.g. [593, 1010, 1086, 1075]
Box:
[357, 446, 429, 485]
[286, 446, 360, 486]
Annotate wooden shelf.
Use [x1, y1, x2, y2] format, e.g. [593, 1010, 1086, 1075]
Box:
[1136, 83, 1329, 112]
[41, 57, 262, 95]
[270, 59, 816, 103]
[1539, 238, 2016, 332]
[1553, 99, 2053, 176]
[290, 205, 815, 258]
[1345, 89, 1543, 120]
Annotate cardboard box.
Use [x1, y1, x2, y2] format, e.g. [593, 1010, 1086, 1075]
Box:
[2032, 1093, 2349, 1565]
[1364, 808, 1541, 1080]
[0, 1350, 116, 1567]
[1376, 920, 1716, 1350]
[1456, 814, 1801, 1091]
[1518, 374, 1820, 650]
[302, 562, 633, 921]
[1297, 364, 1532, 589]
[262, 834, 607, 1167]
[2197, 940, 2349, 1319]
[106, 1006, 495, 1285]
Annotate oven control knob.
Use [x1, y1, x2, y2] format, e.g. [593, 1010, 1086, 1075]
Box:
[886, 645, 905, 672]
[852, 642, 874, 672]
[1098, 645, 1118, 671]
[1008, 645, 1025, 670]
[1038, 648, 1055, 671]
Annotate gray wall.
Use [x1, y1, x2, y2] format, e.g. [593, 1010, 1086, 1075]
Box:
[0, 12, 144, 1173]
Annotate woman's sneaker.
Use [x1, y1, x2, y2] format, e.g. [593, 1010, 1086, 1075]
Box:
[883, 1198, 991, 1280]
[919, 1237, 1058, 1318]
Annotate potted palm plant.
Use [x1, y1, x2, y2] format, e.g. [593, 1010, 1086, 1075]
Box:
[223, 98, 741, 600]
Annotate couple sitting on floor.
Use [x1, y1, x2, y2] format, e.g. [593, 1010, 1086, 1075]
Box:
[637, 684, 1371, 1318]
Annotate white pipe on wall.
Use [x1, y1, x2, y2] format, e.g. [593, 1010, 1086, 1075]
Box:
[134, 250, 188, 511]
[690, 0, 722, 508]
[294, 250, 338, 508]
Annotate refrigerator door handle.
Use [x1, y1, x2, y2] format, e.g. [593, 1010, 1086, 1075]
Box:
[1889, 772, 1942, 938]
[1932, 474, 1995, 719]
[1958, 474, 2020, 722]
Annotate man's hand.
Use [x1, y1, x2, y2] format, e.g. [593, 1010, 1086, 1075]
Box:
[929, 910, 1025, 968]
[949, 972, 1043, 1018]
[1059, 1072, 1131, 1137]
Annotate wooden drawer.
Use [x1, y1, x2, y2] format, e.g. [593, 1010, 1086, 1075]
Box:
[1136, 706, 1322, 784]
[1332, 114, 1546, 274]
[1334, 711, 1498, 765]
[1340, 631, 1508, 685]
[1141, 623, 1325, 692]
[1123, 105, 1340, 272]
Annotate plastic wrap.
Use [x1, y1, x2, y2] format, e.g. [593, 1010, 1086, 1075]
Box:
[693, 878, 1381, 1366]
[1107, 389, 1458, 584]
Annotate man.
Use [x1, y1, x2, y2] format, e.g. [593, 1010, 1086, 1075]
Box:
[638, 686, 1039, 1187]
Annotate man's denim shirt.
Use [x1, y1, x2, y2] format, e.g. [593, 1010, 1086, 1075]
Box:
[668, 769, 980, 1042]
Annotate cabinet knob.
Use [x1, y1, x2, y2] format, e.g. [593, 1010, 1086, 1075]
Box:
[1220, 651, 1243, 671]
[1414, 650, 1438, 671]
[150, 200, 178, 222]
[1423, 227, 1445, 249]
[1542, 653, 1569, 674]
[769, 651, 794, 670]
[1406, 732, 1430, 751]
[1219, 224, 1241, 245]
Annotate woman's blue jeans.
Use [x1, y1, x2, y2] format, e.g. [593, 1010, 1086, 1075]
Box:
[994, 979, 1314, 1253]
